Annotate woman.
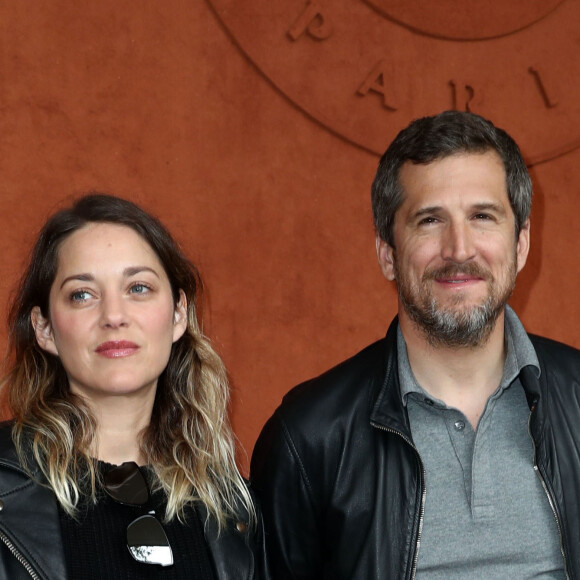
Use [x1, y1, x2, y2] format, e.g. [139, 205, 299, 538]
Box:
[0, 194, 267, 579]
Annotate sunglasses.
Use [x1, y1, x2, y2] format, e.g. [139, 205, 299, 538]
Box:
[103, 461, 174, 567]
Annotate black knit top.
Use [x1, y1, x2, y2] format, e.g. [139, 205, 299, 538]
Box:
[57, 463, 216, 580]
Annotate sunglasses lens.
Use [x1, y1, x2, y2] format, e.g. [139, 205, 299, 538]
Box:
[104, 462, 149, 506]
[127, 514, 174, 567]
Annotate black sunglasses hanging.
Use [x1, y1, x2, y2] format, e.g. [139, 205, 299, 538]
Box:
[103, 461, 174, 567]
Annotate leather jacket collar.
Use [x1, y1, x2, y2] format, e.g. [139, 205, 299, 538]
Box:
[0, 424, 267, 579]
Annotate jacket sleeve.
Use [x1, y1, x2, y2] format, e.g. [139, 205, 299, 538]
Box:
[250, 410, 324, 580]
[198, 486, 272, 580]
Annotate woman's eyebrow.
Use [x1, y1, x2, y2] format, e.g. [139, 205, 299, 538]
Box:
[123, 266, 160, 279]
[59, 273, 94, 289]
[58, 267, 160, 290]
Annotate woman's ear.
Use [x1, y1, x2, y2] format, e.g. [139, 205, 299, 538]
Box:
[30, 307, 59, 356]
[172, 290, 188, 343]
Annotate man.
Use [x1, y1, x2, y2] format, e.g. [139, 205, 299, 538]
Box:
[251, 111, 580, 579]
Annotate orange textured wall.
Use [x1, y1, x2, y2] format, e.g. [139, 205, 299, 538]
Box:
[0, 2, 578, 473]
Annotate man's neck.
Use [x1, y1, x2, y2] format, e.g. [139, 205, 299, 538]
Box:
[399, 309, 507, 429]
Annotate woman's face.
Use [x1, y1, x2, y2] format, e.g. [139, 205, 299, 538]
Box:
[32, 222, 187, 405]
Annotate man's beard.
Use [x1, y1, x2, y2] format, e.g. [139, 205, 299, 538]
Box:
[394, 258, 517, 348]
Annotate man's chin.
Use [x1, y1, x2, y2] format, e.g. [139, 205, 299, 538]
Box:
[430, 296, 491, 317]
[436, 302, 489, 318]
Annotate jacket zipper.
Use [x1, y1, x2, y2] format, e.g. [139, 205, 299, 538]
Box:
[527, 413, 570, 580]
[371, 422, 425, 580]
[0, 531, 40, 579]
[372, 411, 569, 579]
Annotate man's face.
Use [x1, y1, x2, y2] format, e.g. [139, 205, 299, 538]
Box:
[376, 151, 530, 348]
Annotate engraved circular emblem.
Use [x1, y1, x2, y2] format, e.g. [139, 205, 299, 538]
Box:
[361, 0, 565, 40]
[208, 0, 580, 164]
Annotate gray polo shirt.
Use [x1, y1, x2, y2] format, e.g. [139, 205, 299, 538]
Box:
[398, 306, 565, 578]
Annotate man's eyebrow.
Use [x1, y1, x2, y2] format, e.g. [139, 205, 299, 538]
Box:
[410, 206, 443, 221]
[471, 202, 507, 215]
[59, 267, 160, 289]
[409, 202, 507, 221]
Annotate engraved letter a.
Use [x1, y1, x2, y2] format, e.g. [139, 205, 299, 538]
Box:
[358, 61, 398, 111]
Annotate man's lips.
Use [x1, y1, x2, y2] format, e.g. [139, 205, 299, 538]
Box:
[435, 275, 484, 284]
[95, 341, 139, 358]
[425, 263, 490, 286]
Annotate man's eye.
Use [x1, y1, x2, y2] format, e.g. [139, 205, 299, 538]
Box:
[474, 213, 492, 220]
[418, 217, 438, 225]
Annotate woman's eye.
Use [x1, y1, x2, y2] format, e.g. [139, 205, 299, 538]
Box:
[129, 283, 151, 295]
[70, 290, 92, 302]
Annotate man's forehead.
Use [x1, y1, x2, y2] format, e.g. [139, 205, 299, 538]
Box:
[400, 149, 505, 177]
[397, 150, 508, 207]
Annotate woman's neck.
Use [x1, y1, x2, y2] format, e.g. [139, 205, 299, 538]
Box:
[87, 395, 154, 465]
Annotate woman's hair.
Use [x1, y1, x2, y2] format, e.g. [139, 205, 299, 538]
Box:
[4, 193, 253, 527]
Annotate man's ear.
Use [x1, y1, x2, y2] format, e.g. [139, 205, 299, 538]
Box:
[31, 307, 59, 356]
[172, 290, 188, 343]
[516, 219, 531, 274]
[376, 235, 396, 281]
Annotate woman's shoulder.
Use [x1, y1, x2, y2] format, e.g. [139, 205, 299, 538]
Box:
[197, 483, 270, 580]
[0, 421, 19, 466]
[0, 421, 36, 495]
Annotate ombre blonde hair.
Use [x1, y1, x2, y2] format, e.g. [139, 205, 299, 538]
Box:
[3, 193, 254, 528]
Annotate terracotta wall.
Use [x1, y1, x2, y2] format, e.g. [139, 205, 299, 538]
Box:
[0, 1, 578, 473]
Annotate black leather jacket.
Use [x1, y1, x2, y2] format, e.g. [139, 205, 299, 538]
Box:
[0, 424, 268, 580]
[251, 318, 580, 579]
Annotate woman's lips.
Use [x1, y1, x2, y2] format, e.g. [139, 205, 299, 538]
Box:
[95, 341, 139, 358]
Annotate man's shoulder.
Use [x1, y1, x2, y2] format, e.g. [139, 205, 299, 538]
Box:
[276, 335, 392, 427]
[529, 333, 580, 373]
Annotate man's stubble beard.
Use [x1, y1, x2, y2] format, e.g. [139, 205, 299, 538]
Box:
[394, 255, 518, 349]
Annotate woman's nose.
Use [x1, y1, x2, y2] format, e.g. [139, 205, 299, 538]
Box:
[99, 295, 129, 328]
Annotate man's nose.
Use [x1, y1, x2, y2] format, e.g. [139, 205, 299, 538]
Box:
[441, 221, 476, 263]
